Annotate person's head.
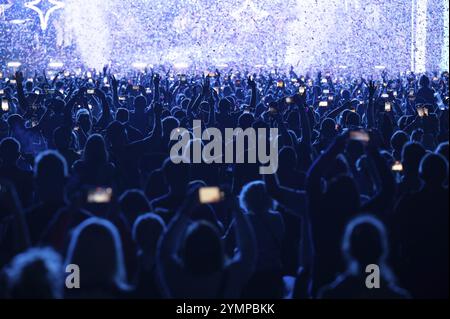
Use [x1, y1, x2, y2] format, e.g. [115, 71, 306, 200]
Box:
[325, 174, 360, 217]
[341, 89, 351, 101]
[419, 153, 448, 188]
[320, 118, 337, 139]
[83, 134, 108, 165]
[106, 121, 128, 147]
[278, 146, 297, 172]
[66, 218, 127, 289]
[119, 189, 150, 225]
[239, 181, 274, 215]
[182, 221, 224, 276]
[238, 112, 254, 130]
[419, 75, 430, 88]
[342, 215, 389, 275]
[5, 247, 63, 299]
[345, 111, 361, 127]
[132, 213, 166, 257]
[115, 108, 129, 124]
[7, 114, 25, 131]
[0, 137, 20, 165]
[390, 130, 409, 157]
[34, 150, 67, 201]
[53, 126, 72, 151]
[162, 116, 180, 138]
[76, 109, 92, 132]
[436, 142, 449, 162]
[401, 142, 426, 177]
[162, 157, 190, 191]
[218, 98, 231, 113]
[134, 95, 147, 111]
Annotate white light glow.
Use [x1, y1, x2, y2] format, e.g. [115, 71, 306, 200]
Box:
[7, 62, 22, 68]
[48, 61, 64, 68]
[412, 0, 428, 73]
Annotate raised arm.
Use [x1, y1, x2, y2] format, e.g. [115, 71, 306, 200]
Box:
[263, 172, 307, 217]
[15, 71, 29, 113]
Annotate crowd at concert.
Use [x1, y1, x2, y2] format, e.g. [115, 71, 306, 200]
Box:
[0, 66, 448, 298]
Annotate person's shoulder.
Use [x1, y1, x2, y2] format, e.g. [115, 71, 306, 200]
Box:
[317, 273, 349, 299]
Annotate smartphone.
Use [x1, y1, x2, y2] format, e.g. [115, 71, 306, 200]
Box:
[145, 88, 152, 94]
[87, 89, 95, 95]
[0, 89, 4, 95]
[198, 187, 224, 204]
[119, 96, 126, 101]
[1, 99, 9, 112]
[349, 130, 370, 143]
[417, 106, 425, 117]
[133, 85, 140, 91]
[392, 161, 403, 172]
[381, 93, 389, 99]
[285, 97, 294, 104]
[87, 187, 113, 204]
[34, 90, 40, 95]
[64, 70, 70, 77]
[393, 91, 398, 97]
[321, 78, 327, 84]
[208, 72, 216, 78]
[299, 86, 306, 95]
[328, 95, 334, 101]
[319, 101, 328, 107]
[323, 89, 330, 94]
[269, 107, 278, 114]
[180, 74, 187, 83]
[10, 79, 17, 85]
[384, 102, 392, 112]
[276, 80, 284, 88]
[86, 71, 92, 78]
[46, 89, 55, 95]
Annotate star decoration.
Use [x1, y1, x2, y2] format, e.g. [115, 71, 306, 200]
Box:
[0, 0, 13, 17]
[25, 0, 65, 31]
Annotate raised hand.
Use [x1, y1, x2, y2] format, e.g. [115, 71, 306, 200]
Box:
[368, 80, 377, 99]
[247, 75, 256, 89]
[15, 71, 24, 84]
[153, 73, 161, 87]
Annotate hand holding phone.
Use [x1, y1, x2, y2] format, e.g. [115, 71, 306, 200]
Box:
[198, 187, 225, 204]
[87, 187, 113, 204]
[349, 130, 370, 144]
[392, 161, 403, 172]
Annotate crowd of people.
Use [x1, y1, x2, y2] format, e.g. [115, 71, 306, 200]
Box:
[0, 66, 448, 299]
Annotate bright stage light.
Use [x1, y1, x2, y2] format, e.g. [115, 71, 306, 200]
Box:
[48, 62, 64, 68]
[7, 62, 22, 68]
[173, 62, 190, 69]
[131, 62, 148, 69]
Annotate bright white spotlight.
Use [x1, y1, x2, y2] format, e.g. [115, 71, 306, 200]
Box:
[412, 0, 428, 73]
[173, 62, 189, 69]
[48, 62, 64, 68]
[7, 62, 22, 68]
[131, 62, 148, 69]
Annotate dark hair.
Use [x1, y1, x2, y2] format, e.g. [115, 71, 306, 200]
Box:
[182, 221, 224, 276]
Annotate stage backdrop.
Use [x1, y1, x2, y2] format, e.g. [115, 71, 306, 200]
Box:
[0, 0, 448, 73]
